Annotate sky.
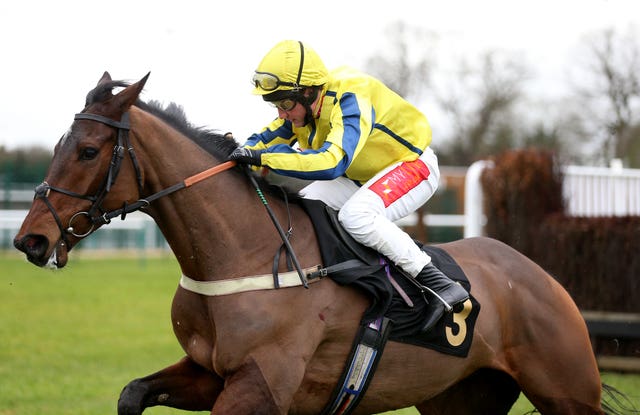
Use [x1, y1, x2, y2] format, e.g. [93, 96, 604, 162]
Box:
[0, 0, 637, 150]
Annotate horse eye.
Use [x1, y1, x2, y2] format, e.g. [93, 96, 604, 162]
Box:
[79, 147, 99, 161]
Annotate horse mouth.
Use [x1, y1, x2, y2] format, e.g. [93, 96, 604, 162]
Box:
[14, 235, 69, 269]
[45, 240, 69, 269]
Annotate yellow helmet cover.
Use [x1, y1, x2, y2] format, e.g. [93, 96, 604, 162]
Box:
[252, 40, 329, 95]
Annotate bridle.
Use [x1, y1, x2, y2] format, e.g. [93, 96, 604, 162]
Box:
[34, 109, 305, 285]
[34, 112, 141, 248]
[34, 111, 235, 248]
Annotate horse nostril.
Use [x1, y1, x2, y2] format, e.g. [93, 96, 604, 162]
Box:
[14, 234, 49, 259]
[13, 235, 25, 252]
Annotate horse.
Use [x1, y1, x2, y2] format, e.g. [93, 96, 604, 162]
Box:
[13, 72, 618, 415]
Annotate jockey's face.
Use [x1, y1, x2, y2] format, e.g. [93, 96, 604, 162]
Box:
[275, 88, 320, 128]
[276, 100, 307, 127]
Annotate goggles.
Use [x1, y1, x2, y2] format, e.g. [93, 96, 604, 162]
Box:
[252, 72, 300, 92]
[269, 98, 298, 112]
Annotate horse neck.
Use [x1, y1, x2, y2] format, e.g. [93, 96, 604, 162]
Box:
[129, 109, 278, 280]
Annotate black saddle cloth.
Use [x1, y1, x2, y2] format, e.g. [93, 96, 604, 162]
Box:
[299, 198, 480, 357]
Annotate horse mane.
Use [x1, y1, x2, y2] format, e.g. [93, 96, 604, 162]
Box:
[85, 79, 239, 161]
[136, 100, 240, 160]
[84, 78, 294, 200]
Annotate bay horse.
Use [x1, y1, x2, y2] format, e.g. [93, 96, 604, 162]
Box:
[13, 72, 619, 415]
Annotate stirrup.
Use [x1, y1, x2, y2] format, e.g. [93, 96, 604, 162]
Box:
[419, 284, 455, 312]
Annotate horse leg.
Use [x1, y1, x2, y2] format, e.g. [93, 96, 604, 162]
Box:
[211, 345, 331, 415]
[415, 368, 521, 415]
[209, 355, 291, 415]
[516, 360, 604, 415]
[117, 356, 223, 415]
[510, 346, 604, 415]
[505, 294, 604, 414]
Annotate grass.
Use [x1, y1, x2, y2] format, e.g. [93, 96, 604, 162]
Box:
[1, 252, 639, 414]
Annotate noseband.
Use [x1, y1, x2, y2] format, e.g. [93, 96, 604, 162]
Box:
[34, 112, 144, 247]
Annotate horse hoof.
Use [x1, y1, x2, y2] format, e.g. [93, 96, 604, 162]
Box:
[117, 379, 147, 415]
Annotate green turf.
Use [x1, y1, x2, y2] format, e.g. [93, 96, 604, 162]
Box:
[1, 253, 638, 414]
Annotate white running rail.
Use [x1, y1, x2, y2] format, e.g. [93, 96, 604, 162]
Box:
[463, 159, 640, 237]
[3, 160, 639, 245]
[564, 162, 640, 217]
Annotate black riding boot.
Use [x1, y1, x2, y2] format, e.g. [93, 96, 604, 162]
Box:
[416, 262, 469, 332]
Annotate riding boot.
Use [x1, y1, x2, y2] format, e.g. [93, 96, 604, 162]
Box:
[416, 262, 469, 332]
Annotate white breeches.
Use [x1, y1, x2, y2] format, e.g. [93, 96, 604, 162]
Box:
[299, 147, 440, 277]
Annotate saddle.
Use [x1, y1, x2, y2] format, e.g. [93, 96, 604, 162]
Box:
[298, 198, 480, 357]
[296, 198, 481, 415]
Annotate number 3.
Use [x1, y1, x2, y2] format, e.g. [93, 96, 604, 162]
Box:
[445, 299, 473, 347]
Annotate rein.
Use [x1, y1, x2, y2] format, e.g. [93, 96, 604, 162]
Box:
[36, 110, 310, 288]
[35, 111, 236, 246]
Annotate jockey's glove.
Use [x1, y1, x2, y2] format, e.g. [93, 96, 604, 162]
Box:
[228, 147, 263, 166]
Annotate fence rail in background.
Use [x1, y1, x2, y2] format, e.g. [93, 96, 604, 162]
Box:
[582, 311, 640, 372]
[2, 160, 639, 248]
[396, 159, 640, 238]
[0, 209, 166, 250]
[1, 188, 34, 204]
[462, 159, 640, 237]
[583, 311, 640, 339]
[565, 162, 640, 217]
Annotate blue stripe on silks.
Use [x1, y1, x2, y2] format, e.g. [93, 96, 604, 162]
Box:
[269, 142, 350, 180]
[308, 123, 317, 147]
[337, 93, 362, 164]
[373, 123, 423, 155]
[246, 120, 294, 147]
[266, 121, 295, 143]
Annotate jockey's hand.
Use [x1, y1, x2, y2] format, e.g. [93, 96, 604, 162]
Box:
[228, 147, 262, 166]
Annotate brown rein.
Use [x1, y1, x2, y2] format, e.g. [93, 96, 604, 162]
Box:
[95, 161, 237, 225]
[183, 161, 237, 187]
[35, 110, 237, 243]
[38, 110, 309, 288]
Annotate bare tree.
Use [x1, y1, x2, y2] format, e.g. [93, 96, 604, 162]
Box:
[436, 50, 530, 165]
[365, 23, 531, 166]
[569, 25, 640, 167]
[364, 21, 436, 103]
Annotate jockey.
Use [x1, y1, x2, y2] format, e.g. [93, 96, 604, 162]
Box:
[229, 40, 468, 331]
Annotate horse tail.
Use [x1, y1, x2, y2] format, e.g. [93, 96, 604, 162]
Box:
[514, 383, 638, 415]
[602, 383, 640, 415]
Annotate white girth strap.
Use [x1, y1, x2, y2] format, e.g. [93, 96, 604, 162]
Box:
[179, 265, 322, 296]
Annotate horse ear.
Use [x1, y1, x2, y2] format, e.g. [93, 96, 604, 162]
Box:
[97, 71, 112, 86]
[137, 72, 151, 90]
[113, 72, 151, 112]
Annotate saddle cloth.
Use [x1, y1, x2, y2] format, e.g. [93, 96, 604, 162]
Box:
[300, 198, 480, 358]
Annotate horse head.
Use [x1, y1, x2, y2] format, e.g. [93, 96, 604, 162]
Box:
[13, 72, 150, 268]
